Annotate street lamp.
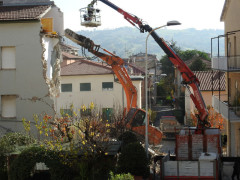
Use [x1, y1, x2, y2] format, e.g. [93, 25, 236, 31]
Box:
[145, 20, 181, 155]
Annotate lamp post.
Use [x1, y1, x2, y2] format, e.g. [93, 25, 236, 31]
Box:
[145, 20, 181, 156]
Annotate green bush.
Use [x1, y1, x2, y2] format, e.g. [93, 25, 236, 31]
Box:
[118, 131, 139, 149]
[9, 146, 75, 180]
[9, 146, 115, 180]
[93, 155, 116, 180]
[109, 171, 134, 180]
[0, 132, 36, 154]
[0, 132, 36, 180]
[81, 155, 116, 180]
[0, 154, 8, 180]
[117, 142, 150, 178]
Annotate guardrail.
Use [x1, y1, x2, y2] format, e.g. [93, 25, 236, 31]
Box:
[212, 56, 240, 71]
[212, 94, 240, 122]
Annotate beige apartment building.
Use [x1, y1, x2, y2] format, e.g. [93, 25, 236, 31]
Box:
[0, 0, 63, 135]
[211, 0, 240, 156]
[57, 54, 144, 121]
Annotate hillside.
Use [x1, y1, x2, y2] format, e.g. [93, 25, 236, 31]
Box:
[64, 27, 224, 59]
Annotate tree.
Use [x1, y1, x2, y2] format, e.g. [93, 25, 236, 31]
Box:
[161, 45, 210, 74]
[157, 76, 175, 105]
[179, 49, 210, 61]
[117, 142, 150, 178]
[160, 41, 181, 76]
[118, 131, 139, 149]
[0, 133, 36, 180]
[20, 103, 125, 179]
[190, 107, 225, 130]
[189, 58, 207, 71]
[179, 49, 197, 60]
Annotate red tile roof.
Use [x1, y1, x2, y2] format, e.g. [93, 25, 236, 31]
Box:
[0, 5, 51, 21]
[194, 71, 226, 91]
[61, 59, 113, 76]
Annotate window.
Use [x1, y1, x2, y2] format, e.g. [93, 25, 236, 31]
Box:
[60, 109, 73, 117]
[1, 95, 16, 118]
[102, 108, 113, 122]
[130, 110, 145, 127]
[41, 18, 53, 33]
[80, 83, 91, 91]
[80, 108, 91, 116]
[102, 82, 113, 91]
[1, 47, 16, 69]
[61, 84, 72, 92]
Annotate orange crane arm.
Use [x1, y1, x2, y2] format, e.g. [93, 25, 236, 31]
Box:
[65, 29, 138, 111]
[91, 48, 138, 111]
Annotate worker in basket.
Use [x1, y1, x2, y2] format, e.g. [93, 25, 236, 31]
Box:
[83, 5, 94, 21]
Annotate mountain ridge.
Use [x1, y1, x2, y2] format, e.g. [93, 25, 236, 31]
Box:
[64, 27, 224, 59]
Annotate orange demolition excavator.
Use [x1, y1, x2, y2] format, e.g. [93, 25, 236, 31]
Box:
[65, 29, 163, 145]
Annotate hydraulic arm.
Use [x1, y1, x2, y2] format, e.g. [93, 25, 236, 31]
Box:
[65, 29, 163, 144]
[91, 0, 210, 130]
[65, 29, 137, 111]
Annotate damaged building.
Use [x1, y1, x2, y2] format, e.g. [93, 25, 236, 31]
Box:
[0, 0, 63, 135]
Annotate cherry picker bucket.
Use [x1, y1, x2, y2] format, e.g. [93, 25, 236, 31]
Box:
[80, 7, 101, 27]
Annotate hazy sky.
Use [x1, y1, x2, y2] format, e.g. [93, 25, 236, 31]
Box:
[54, 0, 225, 31]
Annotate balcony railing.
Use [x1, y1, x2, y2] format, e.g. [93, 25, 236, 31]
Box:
[212, 94, 240, 122]
[212, 56, 240, 71]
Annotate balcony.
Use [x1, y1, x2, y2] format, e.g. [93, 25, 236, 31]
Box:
[212, 56, 240, 71]
[212, 94, 240, 122]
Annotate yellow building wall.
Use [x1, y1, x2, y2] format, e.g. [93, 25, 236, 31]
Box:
[220, 0, 240, 156]
[228, 73, 240, 105]
[223, 0, 240, 56]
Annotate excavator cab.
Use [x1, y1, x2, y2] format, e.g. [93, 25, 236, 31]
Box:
[126, 108, 162, 145]
[80, 7, 101, 27]
[126, 108, 146, 128]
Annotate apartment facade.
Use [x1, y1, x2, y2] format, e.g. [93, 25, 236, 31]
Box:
[0, 0, 63, 134]
[211, 0, 240, 156]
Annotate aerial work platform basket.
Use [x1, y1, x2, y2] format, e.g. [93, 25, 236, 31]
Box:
[80, 7, 101, 27]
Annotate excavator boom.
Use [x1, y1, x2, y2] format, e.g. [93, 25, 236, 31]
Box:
[65, 29, 163, 144]
[65, 29, 137, 110]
